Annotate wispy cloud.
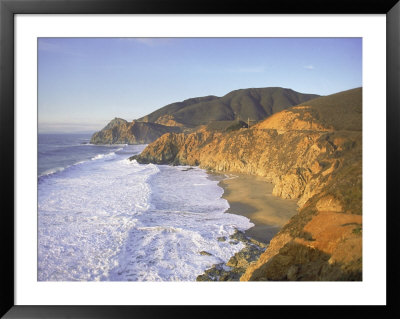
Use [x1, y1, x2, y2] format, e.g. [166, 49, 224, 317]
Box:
[304, 65, 315, 70]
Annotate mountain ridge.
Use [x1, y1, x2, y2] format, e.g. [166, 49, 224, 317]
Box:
[151, 87, 319, 126]
[90, 87, 320, 144]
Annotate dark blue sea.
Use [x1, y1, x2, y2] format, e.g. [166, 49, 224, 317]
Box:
[38, 133, 127, 177]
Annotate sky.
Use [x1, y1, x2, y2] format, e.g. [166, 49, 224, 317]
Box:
[38, 38, 362, 133]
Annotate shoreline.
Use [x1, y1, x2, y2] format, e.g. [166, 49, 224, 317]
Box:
[198, 171, 299, 281]
[208, 171, 298, 244]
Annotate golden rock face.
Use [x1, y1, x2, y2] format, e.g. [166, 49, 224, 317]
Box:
[154, 114, 185, 127]
[90, 119, 182, 145]
[133, 88, 363, 281]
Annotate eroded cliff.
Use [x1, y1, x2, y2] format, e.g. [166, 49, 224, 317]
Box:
[90, 118, 181, 144]
[131, 88, 362, 281]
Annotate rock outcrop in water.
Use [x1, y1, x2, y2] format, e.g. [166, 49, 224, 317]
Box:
[131, 87, 363, 281]
[196, 231, 267, 281]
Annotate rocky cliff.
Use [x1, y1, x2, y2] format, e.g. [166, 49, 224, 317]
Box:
[90, 118, 181, 144]
[131, 87, 362, 281]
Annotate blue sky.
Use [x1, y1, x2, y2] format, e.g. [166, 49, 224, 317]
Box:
[38, 38, 362, 133]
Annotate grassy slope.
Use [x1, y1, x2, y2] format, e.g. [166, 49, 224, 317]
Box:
[295, 87, 362, 131]
[140, 87, 319, 126]
[91, 87, 319, 144]
[256, 87, 362, 132]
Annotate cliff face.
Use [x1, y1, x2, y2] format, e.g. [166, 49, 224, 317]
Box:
[90, 118, 181, 144]
[132, 88, 362, 281]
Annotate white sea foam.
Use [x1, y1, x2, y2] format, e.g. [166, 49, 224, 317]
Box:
[40, 166, 66, 177]
[38, 149, 253, 281]
[39, 149, 123, 178]
[91, 152, 115, 160]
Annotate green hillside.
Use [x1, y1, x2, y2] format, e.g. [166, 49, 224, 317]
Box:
[140, 87, 319, 126]
[295, 87, 362, 131]
[138, 96, 218, 124]
[91, 87, 319, 144]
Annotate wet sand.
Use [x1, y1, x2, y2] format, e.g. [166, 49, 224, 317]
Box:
[218, 173, 298, 244]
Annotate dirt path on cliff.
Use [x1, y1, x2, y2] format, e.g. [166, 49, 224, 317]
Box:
[218, 173, 298, 244]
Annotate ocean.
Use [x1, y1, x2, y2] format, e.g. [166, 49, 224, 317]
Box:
[38, 133, 253, 281]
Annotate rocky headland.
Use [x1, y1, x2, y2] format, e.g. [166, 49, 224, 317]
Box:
[131, 87, 363, 281]
[90, 87, 319, 144]
[90, 118, 181, 144]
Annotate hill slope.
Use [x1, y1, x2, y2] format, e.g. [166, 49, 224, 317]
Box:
[132, 87, 362, 281]
[139, 96, 219, 126]
[139, 87, 319, 127]
[91, 87, 319, 144]
[255, 87, 362, 132]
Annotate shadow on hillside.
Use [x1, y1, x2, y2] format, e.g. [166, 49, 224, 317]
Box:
[248, 240, 362, 281]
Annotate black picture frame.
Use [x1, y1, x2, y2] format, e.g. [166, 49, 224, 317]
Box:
[1, 0, 399, 318]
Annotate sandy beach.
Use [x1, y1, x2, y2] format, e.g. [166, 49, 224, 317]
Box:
[218, 173, 298, 244]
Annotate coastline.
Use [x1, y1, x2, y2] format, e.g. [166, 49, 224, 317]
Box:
[197, 171, 298, 281]
[214, 172, 298, 244]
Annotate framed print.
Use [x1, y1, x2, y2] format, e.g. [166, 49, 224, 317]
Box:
[1, 0, 399, 318]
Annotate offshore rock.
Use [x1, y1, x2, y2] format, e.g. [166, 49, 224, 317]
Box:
[196, 231, 266, 281]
